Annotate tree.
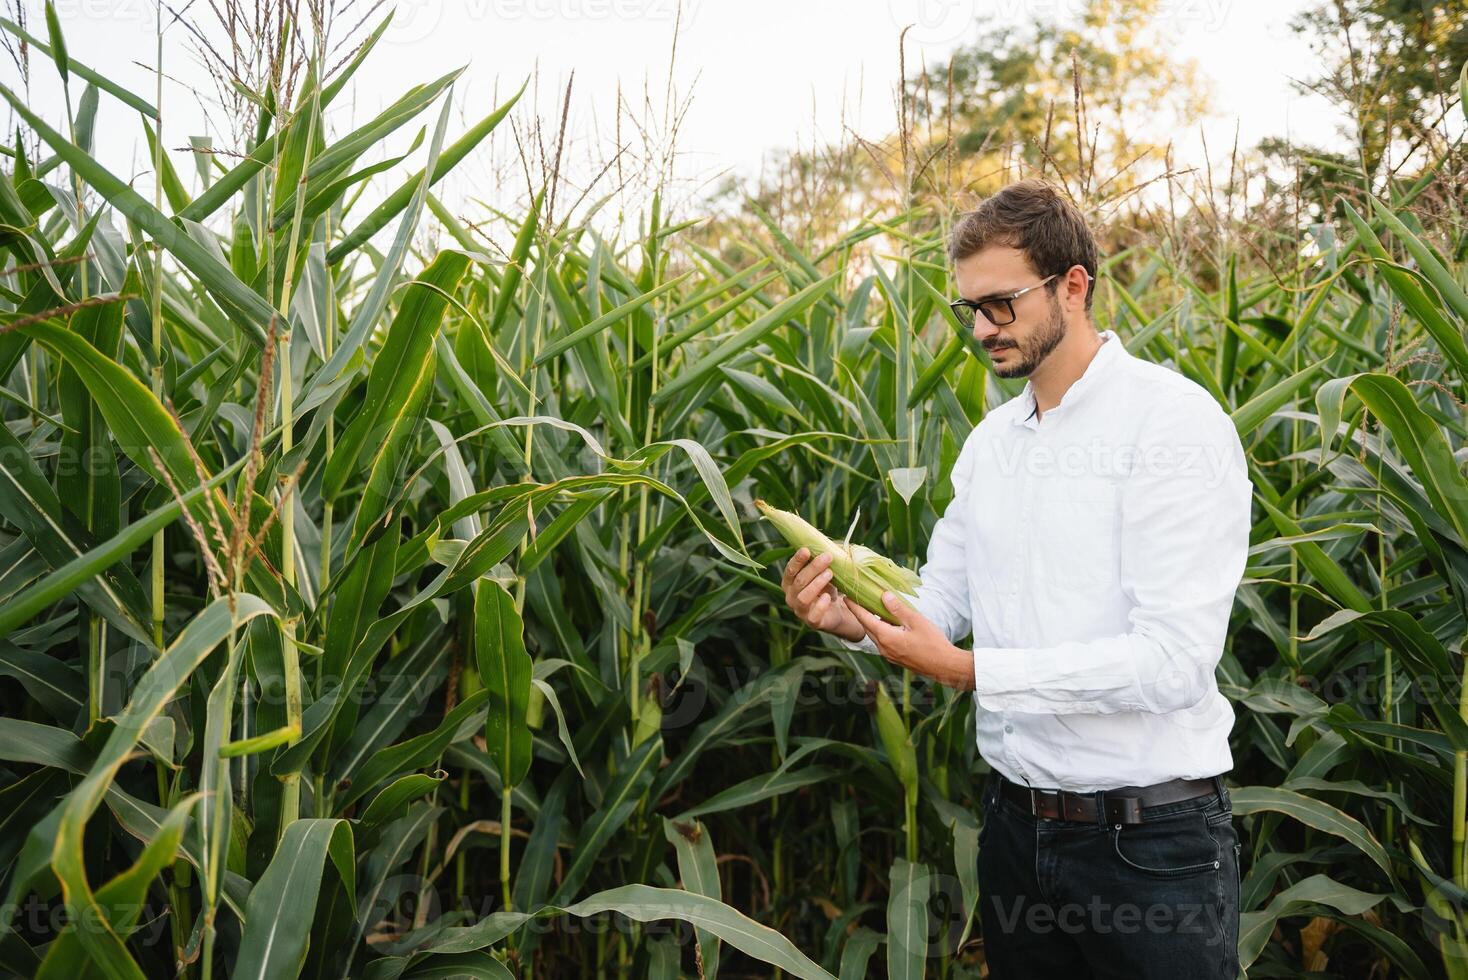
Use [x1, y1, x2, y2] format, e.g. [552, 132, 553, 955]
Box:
[696, 0, 1213, 264]
[1288, 0, 1467, 180]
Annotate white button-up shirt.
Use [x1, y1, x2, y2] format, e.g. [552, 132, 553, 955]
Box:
[838, 329, 1252, 792]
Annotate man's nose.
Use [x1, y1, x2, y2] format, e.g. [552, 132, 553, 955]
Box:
[973, 319, 1000, 344]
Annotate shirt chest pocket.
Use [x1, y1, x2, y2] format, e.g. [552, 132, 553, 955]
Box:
[1032, 474, 1122, 591]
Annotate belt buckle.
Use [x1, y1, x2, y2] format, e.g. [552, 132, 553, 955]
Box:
[1029, 787, 1059, 819]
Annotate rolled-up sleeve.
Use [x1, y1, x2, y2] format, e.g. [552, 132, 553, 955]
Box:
[970, 395, 1252, 714]
[836, 432, 979, 655]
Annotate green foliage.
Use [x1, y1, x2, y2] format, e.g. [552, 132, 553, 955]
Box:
[1, 14, 1466, 980]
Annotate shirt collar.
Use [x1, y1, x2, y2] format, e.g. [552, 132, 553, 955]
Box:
[1013, 329, 1124, 429]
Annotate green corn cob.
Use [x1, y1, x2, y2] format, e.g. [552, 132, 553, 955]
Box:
[755, 498, 920, 626]
[872, 680, 918, 799]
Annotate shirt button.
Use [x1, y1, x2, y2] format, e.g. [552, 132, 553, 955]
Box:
[1004, 724, 1014, 734]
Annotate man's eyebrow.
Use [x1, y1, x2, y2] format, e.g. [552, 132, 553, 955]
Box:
[963, 287, 1017, 302]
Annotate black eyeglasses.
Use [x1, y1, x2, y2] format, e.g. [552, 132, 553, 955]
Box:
[949, 271, 1091, 328]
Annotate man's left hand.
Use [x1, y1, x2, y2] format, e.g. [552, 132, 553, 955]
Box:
[843, 592, 976, 691]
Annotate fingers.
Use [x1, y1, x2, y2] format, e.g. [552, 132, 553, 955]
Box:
[813, 590, 854, 631]
[780, 546, 809, 589]
[809, 591, 833, 623]
[845, 596, 886, 637]
[783, 548, 832, 601]
[879, 591, 910, 625]
[795, 550, 832, 593]
[796, 564, 835, 606]
[783, 549, 851, 633]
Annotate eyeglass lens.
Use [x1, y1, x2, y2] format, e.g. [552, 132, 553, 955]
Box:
[951, 299, 1015, 327]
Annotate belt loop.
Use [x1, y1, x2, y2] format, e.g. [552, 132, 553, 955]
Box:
[1211, 773, 1228, 807]
[1094, 788, 1106, 829]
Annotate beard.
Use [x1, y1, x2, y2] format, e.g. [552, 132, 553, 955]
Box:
[985, 294, 1066, 378]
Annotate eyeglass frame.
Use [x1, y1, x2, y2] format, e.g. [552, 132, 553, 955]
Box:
[949, 269, 1093, 327]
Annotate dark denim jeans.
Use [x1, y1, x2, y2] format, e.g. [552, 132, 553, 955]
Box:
[977, 772, 1242, 979]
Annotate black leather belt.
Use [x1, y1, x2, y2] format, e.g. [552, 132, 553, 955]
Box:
[995, 772, 1222, 825]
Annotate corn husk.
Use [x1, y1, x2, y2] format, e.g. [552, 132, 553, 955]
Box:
[755, 498, 920, 625]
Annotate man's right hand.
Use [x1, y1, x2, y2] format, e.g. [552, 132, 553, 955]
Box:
[781, 547, 867, 643]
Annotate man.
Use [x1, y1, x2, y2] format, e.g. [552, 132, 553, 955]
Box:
[781, 179, 1251, 978]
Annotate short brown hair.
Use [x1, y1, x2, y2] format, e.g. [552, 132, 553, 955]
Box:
[948, 179, 1098, 313]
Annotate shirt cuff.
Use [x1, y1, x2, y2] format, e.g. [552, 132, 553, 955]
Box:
[971, 646, 1030, 710]
[834, 631, 879, 655]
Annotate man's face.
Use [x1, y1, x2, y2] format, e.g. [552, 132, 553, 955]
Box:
[953, 246, 1066, 379]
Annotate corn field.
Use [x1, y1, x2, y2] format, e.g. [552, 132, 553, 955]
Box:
[1, 5, 1467, 978]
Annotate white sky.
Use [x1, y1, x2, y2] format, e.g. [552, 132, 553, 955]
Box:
[6, 0, 1353, 237]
